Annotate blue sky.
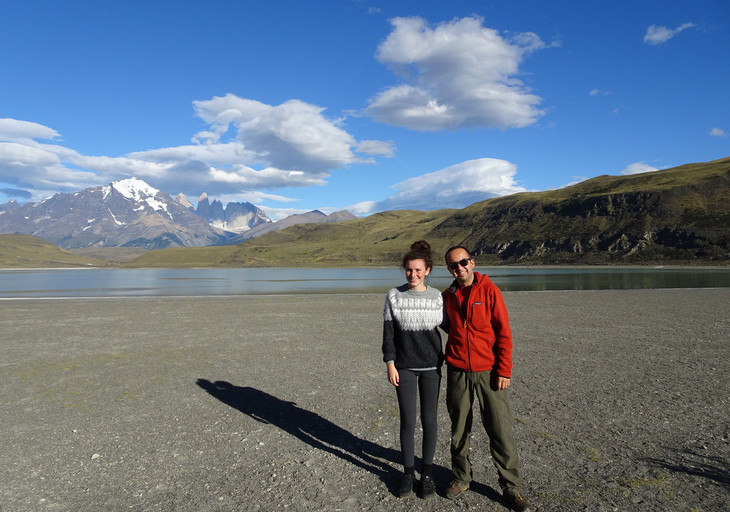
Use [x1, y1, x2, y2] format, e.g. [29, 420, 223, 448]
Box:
[1, 0, 728, 220]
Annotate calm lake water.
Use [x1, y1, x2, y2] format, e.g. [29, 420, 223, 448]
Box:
[1, 266, 729, 298]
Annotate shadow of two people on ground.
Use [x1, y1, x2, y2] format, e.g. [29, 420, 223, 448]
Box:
[196, 378, 501, 501]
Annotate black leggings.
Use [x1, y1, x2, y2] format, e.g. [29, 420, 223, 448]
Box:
[395, 368, 441, 470]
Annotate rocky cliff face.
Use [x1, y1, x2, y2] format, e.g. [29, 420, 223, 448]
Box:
[433, 159, 730, 264]
[195, 194, 271, 233]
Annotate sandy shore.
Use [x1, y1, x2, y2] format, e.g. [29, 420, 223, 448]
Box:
[1, 289, 728, 511]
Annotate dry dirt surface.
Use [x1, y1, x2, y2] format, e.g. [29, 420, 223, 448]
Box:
[1, 288, 728, 511]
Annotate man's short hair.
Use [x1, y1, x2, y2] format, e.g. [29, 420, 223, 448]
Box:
[444, 245, 472, 262]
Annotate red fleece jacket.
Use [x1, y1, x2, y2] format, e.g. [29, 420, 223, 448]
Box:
[442, 272, 513, 377]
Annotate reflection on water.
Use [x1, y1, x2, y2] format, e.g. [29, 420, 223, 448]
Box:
[1, 266, 729, 298]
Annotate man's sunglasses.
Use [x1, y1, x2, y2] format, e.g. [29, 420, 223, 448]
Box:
[447, 258, 472, 270]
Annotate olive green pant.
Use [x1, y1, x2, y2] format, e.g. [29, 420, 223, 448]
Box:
[446, 366, 522, 494]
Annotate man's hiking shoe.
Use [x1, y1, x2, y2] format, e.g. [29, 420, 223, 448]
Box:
[446, 480, 469, 499]
[504, 491, 533, 512]
[398, 473, 415, 498]
[420, 475, 436, 499]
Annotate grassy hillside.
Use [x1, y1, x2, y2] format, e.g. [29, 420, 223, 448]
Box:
[121, 245, 238, 268]
[124, 157, 730, 267]
[124, 210, 456, 267]
[441, 157, 730, 263]
[223, 209, 459, 266]
[69, 246, 149, 263]
[0, 234, 106, 268]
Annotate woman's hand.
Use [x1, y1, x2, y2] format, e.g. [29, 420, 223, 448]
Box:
[387, 363, 400, 386]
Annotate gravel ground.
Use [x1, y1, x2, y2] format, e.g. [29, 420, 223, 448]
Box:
[1, 289, 728, 511]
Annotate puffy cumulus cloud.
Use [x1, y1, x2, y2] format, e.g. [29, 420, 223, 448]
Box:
[365, 16, 546, 131]
[349, 158, 525, 214]
[0, 95, 388, 203]
[620, 162, 659, 175]
[643, 23, 695, 45]
[192, 94, 363, 172]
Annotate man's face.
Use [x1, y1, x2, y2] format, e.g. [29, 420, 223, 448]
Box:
[446, 248, 475, 287]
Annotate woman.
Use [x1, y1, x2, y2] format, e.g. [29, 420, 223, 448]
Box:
[382, 240, 443, 499]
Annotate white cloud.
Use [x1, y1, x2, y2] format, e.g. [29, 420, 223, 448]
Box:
[0, 141, 101, 193]
[549, 176, 590, 190]
[349, 158, 526, 214]
[0, 118, 60, 141]
[356, 139, 395, 156]
[620, 162, 659, 175]
[129, 142, 259, 167]
[0, 95, 390, 204]
[643, 23, 695, 45]
[589, 89, 611, 97]
[710, 127, 726, 137]
[192, 95, 363, 172]
[257, 206, 316, 222]
[366, 16, 546, 131]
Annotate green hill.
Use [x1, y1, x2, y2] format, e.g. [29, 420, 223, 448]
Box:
[123, 209, 456, 267]
[124, 157, 730, 267]
[0, 234, 106, 268]
[437, 157, 730, 264]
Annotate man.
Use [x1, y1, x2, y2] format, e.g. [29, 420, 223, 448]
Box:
[441, 246, 532, 512]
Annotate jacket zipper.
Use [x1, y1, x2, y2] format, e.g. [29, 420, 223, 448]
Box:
[465, 300, 472, 372]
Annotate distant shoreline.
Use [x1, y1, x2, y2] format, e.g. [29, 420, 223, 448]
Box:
[3, 263, 730, 270]
[2, 266, 730, 300]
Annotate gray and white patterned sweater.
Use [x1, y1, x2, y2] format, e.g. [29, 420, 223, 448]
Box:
[382, 284, 443, 370]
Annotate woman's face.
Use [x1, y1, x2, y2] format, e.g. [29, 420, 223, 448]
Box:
[404, 258, 430, 290]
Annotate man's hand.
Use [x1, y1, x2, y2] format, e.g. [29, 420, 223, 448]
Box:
[496, 376, 511, 390]
[387, 363, 400, 387]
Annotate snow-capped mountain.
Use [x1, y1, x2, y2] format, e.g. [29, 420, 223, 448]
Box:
[0, 178, 228, 249]
[0, 178, 358, 250]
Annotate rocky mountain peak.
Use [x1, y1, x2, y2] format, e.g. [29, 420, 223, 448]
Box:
[176, 193, 194, 209]
[109, 177, 160, 199]
[102, 177, 167, 213]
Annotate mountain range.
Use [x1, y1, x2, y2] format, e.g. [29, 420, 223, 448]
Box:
[124, 156, 730, 267]
[0, 178, 354, 250]
[1, 157, 728, 267]
[221, 209, 357, 244]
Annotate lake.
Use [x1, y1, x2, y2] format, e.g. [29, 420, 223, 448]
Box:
[1, 266, 729, 298]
